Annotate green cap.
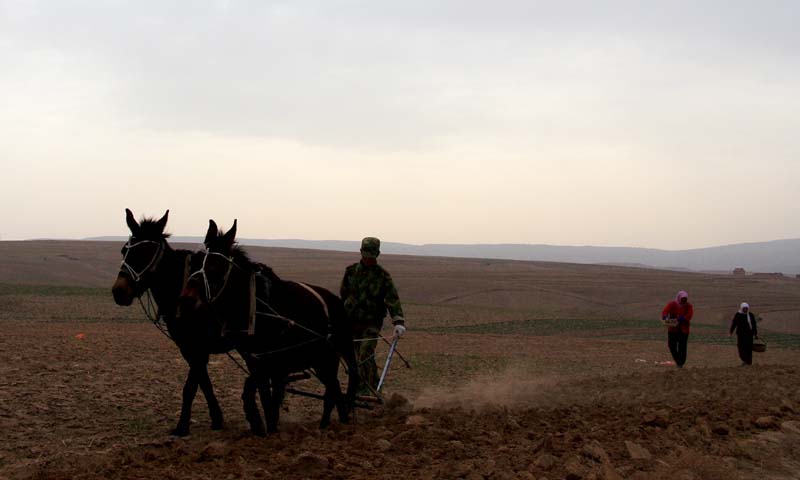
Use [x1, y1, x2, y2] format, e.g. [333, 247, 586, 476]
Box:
[360, 237, 381, 258]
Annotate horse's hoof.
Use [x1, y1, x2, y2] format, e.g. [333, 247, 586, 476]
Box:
[249, 424, 266, 437]
[170, 426, 190, 437]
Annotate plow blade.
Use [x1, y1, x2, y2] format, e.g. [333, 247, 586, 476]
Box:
[285, 387, 374, 410]
[286, 372, 312, 383]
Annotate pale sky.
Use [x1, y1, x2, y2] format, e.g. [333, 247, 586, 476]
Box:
[1, 0, 798, 249]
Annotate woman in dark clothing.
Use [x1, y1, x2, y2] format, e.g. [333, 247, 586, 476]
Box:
[730, 302, 758, 365]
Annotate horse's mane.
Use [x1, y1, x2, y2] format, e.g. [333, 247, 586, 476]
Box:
[255, 261, 280, 282]
[137, 218, 172, 240]
[231, 246, 281, 281]
[208, 228, 280, 282]
[209, 228, 255, 268]
[230, 244, 254, 267]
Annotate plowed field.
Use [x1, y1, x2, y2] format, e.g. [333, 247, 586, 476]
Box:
[2, 241, 800, 479]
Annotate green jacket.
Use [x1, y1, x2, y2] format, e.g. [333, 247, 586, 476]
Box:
[340, 261, 404, 329]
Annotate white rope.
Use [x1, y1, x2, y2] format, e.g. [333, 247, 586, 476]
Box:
[296, 282, 329, 320]
[186, 258, 336, 360]
[138, 289, 171, 340]
[119, 239, 163, 283]
[187, 250, 238, 303]
[249, 337, 325, 358]
[255, 298, 329, 340]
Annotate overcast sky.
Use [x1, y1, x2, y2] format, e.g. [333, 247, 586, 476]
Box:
[1, 0, 798, 249]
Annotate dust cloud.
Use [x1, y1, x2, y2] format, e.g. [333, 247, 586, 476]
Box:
[412, 367, 563, 409]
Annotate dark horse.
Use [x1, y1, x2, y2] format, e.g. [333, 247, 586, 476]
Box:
[179, 219, 358, 432]
[111, 209, 234, 436]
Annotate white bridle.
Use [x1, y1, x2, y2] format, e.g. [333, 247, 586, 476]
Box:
[119, 238, 164, 283]
[187, 249, 238, 303]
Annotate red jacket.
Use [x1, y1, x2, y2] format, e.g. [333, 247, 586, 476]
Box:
[661, 301, 693, 334]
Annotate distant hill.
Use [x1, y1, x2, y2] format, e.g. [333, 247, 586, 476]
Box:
[85, 236, 800, 275]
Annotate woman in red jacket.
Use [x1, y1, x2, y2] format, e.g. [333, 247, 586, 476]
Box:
[661, 290, 693, 368]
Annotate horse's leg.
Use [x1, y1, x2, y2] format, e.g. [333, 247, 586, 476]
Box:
[319, 382, 339, 429]
[194, 354, 224, 430]
[330, 296, 358, 421]
[256, 376, 270, 430]
[317, 358, 344, 429]
[339, 341, 359, 423]
[173, 366, 200, 437]
[241, 375, 266, 436]
[266, 375, 286, 434]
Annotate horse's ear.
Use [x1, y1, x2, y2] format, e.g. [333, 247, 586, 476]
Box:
[155, 209, 169, 232]
[222, 219, 237, 249]
[204, 219, 218, 246]
[125, 208, 140, 235]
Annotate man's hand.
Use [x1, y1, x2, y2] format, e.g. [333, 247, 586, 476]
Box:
[393, 324, 406, 337]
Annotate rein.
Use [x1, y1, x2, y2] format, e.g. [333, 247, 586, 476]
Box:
[136, 253, 192, 341]
[255, 296, 331, 342]
[131, 251, 252, 376]
[138, 289, 251, 377]
[187, 250, 332, 360]
[139, 289, 172, 340]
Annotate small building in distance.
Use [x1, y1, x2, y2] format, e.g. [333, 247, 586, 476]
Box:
[733, 267, 746, 276]
[753, 272, 785, 279]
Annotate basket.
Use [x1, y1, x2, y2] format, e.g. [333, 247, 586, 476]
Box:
[660, 318, 678, 328]
[752, 338, 766, 353]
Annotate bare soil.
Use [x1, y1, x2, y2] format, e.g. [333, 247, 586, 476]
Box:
[2, 241, 800, 479]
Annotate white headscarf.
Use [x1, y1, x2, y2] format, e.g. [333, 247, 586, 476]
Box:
[739, 302, 752, 328]
[739, 302, 750, 313]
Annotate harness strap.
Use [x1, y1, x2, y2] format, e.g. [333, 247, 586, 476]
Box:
[297, 282, 329, 320]
[248, 272, 257, 335]
[181, 254, 191, 291]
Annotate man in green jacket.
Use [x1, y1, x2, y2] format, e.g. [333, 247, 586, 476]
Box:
[340, 237, 406, 395]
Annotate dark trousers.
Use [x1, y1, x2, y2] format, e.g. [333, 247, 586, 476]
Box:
[737, 335, 753, 365]
[667, 331, 689, 367]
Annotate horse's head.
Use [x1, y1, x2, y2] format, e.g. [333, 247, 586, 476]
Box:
[180, 219, 243, 314]
[112, 208, 170, 306]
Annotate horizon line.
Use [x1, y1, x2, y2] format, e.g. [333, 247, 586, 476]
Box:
[2, 235, 798, 253]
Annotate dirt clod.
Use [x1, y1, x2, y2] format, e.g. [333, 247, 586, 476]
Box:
[624, 441, 652, 460]
[712, 423, 730, 436]
[754, 416, 779, 429]
[406, 414, 430, 426]
[293, 451, 329, 473]
[642, 409, 670, 428]
[582, 440, 610, 464]
[198, 442, 227, 461]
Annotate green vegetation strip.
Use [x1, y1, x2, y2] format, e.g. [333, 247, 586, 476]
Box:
[422, 318, 800, 349]
[601, 330, 800, 349]
[408, 352, 509, 382]
[0, 283, 108, 297]
[422, 317, 651, 336]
